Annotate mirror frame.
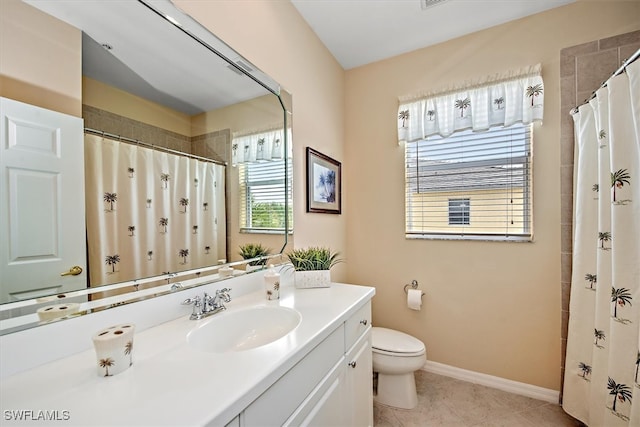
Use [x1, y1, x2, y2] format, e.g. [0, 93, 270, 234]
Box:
[0, 0, 292, 335]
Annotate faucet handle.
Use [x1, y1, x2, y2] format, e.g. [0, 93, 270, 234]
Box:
[182, 295, 202, 319]
[216, 288, 232, 302]
[181, 295, 201, 306]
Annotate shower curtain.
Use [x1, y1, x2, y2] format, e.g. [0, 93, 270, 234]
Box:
[563, 59, 639, 426]
[84, 134, 226, 287]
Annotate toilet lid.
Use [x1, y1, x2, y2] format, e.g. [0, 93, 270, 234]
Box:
[372, 327, 425, 354]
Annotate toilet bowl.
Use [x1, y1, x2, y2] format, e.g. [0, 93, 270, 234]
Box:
[372, 327, 426, 410]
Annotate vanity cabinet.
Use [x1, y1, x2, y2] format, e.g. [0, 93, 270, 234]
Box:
[238, 300, 372, 427]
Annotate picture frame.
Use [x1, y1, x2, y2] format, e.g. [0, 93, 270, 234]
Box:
[306, 147, 341, 214]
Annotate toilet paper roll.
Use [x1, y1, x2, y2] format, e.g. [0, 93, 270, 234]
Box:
[407, 289, 422, 311]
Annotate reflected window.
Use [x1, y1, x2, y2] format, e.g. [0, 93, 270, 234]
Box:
[239, 160, 293, 233]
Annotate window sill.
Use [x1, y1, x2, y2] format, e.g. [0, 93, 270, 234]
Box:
[406, 233, 532, 243]
[240, 228, 293, 235]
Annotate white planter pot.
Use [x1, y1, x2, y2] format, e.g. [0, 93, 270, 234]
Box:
[294, 270, 331, 289]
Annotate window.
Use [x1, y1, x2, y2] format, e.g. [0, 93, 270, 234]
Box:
[239, 159, 293, 233]
[448, 198, 470, 225]
[405, 123, 532, 241]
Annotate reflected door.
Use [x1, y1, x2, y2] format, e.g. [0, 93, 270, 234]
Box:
[0, 97, 86, 302]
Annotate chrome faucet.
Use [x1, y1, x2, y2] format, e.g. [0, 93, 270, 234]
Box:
[182, 288, 231, 320]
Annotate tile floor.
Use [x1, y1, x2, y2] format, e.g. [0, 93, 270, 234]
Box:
[373, 370, 584, 427]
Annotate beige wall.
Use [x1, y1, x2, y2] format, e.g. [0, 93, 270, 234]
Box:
[174, 0, 348, 280]
[191, 94, 282, 136]
[344, 0, 640, 391]
[83, 77, 192, 136]
[0, 0, 81, 116]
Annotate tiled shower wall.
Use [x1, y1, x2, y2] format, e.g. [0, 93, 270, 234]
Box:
[559, 30, 640, 396]
[82, 105, 229, 164]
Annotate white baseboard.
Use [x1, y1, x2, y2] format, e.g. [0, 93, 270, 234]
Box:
[421, 360, 560, 404]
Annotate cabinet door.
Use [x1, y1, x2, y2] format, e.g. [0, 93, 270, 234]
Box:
[298, 364, 346, 427]
[244, 326, 344, 426]
[346, 328, 373, 427]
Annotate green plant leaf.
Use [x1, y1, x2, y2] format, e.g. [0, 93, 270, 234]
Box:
[285, 246, 343, 271]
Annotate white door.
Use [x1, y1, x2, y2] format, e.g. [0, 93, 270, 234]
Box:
[0, 97, 86, 302]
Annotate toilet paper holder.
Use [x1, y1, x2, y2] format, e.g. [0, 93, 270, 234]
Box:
[403, 280, 425, 298]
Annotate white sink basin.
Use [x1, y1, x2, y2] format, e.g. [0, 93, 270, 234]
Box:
[187, 306, 301, 353]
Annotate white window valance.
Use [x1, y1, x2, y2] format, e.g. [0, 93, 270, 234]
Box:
[232, 127, 292, 165]
[397, 64, 544, 143]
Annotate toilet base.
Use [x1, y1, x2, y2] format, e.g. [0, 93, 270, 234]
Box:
[373, 372, 418, 410]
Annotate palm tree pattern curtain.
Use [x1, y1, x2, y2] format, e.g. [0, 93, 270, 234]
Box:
[563, 59, 640, 426]
[85, 134, 226, 287]
[397, 64, 544, 143]
[231, 127, 291, 165]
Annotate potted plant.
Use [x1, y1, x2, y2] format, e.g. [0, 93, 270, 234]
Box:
[239, 243, 271, 272]
[286, 246, 343, 288]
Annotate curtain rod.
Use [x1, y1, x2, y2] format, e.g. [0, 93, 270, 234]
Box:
[399, 63, 541, 104]
[581, 47, 640, 107]
[84, 128, 226, 167]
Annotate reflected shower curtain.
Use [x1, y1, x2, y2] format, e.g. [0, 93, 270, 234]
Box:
[84, 134, 226, 287]
[563, 60, 640, 426]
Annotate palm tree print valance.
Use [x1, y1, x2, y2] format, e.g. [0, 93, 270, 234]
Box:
[397, 64, 544, 143]
[232, 127, 292, 165]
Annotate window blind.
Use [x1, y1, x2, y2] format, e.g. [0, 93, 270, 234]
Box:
[239, 159, 292, 232]
[405, 123, 532, 240]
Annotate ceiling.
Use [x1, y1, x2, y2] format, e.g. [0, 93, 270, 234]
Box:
[291, 0, 576, 70]
[25, 0, 274, 115]
[24, 0, 577, 114]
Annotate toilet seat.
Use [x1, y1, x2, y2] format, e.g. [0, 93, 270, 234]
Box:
[372, 327, 425, 356]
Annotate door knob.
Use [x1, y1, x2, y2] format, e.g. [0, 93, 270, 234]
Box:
[61, 266, 83, 276]
[348, 361, 357, 368]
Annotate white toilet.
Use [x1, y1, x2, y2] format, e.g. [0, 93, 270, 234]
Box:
[371, 327, 426, 410]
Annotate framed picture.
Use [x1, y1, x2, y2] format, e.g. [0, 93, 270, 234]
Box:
[306, 147, 341, 214]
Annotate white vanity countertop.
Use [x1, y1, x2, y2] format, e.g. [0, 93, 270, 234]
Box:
[0, 283, 374, 426]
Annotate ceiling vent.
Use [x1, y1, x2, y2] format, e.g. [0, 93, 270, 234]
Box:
[420, 0, 448, 10]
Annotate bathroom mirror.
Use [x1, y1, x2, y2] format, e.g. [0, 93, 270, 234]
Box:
[0, 0, 292, 333]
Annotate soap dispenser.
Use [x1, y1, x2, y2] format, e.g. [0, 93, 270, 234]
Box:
[264, 264, 280, 300]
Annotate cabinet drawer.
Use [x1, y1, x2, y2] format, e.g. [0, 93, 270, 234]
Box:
[243, 324, 344, 427]
[344, 301, 371, 351]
